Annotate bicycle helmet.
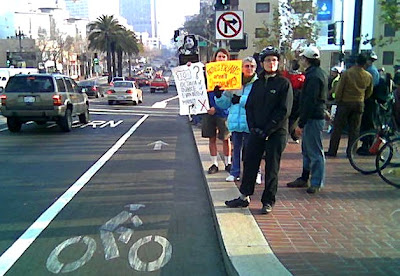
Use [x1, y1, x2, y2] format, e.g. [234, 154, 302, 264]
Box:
[331, 66, 342, 73]
[259, 46, 280, 62]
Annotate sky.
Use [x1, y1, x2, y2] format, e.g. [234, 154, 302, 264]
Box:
[7, 0, 200, 45]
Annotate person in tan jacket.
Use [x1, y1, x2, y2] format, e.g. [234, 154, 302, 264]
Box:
[325, 54, 373, 157]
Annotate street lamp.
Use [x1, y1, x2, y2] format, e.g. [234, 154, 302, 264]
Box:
[15, 28, 24, 53]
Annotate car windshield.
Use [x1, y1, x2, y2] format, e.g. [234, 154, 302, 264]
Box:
[79, 81, 95, 86]
[114, 81, 133, 88]
[113, 78, 124, 82]
[5, 75, 55, 92]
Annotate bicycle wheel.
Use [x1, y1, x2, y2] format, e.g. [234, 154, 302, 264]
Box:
[348, 131, 385, 174]
[376, 138, 400, 188]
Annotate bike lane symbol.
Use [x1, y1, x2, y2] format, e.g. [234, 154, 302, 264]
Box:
[46, 204, 172, 273]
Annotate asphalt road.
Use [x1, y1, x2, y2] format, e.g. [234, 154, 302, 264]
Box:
[0, 86, 227, 275]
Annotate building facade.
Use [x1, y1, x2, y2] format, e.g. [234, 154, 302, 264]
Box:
[120, 0, 157, 37]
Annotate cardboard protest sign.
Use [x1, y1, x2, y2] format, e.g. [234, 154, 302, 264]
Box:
[172, 62, 209, 115]
[205, 60, 242, 91]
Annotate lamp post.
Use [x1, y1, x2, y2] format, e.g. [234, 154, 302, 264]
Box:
[15, 28, 24, 53]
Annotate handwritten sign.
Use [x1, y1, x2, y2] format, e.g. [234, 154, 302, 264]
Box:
[205, 60, 242, 91]
[172, 62, 210, 115]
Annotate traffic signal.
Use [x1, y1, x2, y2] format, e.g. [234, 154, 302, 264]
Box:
[327, 23, 336, 45]
[215, 0, 230, 10]
[173, 30, 179, 42]
[6, 60, 10, 67]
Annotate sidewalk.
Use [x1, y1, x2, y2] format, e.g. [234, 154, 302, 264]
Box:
[192, 126, 400, 276]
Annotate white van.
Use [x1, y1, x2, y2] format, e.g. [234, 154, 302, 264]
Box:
[0, 68, 39, 90]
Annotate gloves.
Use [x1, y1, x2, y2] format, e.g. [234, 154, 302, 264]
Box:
[251, 128, 267, 139]
[213, 85, 223, 98]
[231, 94, 241, 104]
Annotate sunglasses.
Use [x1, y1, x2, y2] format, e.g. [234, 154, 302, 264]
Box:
[243, 64, 256, 68]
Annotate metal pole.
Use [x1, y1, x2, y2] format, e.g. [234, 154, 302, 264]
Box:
[351, 0, 363, 64]
[339, 0, 345, 67]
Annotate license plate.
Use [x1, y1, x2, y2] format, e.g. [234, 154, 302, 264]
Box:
[24, 96, 35, 103]
[118, 96, 125, 100]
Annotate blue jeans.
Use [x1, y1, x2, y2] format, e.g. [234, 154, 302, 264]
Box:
[230, 131, 249, 177]
[302, 119, 325, 187]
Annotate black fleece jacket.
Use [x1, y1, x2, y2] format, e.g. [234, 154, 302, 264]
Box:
[298, 66, 328, 128]
[245, 73, 293, 137]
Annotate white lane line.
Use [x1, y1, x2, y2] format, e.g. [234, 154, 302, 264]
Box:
[0, 115, 149, 275]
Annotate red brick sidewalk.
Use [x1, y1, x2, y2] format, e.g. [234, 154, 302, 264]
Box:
[239, 134, 400, 276]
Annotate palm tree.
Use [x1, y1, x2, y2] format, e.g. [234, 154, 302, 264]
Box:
[88, 15, 122, 82]
[115, 27, 140, 77]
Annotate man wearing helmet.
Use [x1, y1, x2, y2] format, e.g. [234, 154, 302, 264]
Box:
[225, 46, 293, 214]
[287, 46, 328, 194]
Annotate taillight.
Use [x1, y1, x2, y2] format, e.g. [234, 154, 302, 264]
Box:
[107, 90, 114, 94]
[91, 86, 97, 91]
[52, 95, 62, 106]
[110, 82, 114, 86]
[126, 90, 133, 94]
[0, 94, 6, 105]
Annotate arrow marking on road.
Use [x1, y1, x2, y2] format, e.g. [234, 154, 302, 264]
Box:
[147, 140, 169, 150]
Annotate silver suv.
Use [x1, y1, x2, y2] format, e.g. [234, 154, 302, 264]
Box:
[0, 74, 89, 132]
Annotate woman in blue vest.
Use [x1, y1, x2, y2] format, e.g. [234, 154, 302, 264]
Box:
[214, 56, 259, 182]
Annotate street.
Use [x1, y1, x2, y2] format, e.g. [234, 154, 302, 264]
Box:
[0, 86, 227, 275]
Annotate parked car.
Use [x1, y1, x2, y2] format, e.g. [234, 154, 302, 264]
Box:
[0, 74, 89, 132]
[150, 75, 169, 93]
[106, 81, 143, 105]
[78, 79, 105, 98]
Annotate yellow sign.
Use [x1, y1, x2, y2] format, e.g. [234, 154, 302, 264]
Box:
[206, 60, 242, 91]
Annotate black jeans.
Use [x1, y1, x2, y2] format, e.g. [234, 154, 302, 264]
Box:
[239, 131, 287, 205]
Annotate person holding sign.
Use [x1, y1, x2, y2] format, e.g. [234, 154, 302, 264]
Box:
[225, 46, 293, 215]
[202, 48, 232, 174]
[214, 56, 259, 182]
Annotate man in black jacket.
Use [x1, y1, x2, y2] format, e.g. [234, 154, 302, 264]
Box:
[287, 46, 328, 194]
[225, 46, 293, 214]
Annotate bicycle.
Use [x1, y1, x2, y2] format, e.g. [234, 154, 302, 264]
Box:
[46, 204, 172, 274]
[348, 102, 399, 174]
[376, 137, 400, 188]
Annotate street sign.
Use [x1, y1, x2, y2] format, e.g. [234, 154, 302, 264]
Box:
[215, 10, 244, 40]
[198, 41, 207, 47]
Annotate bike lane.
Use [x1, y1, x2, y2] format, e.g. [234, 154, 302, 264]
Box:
[1, 113, 227, 275]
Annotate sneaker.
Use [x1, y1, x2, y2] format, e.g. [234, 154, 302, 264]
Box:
[225, 164, 232, 172]
[256, 172, 262, 185]
[306, 186, 321, 194]
[324, 151, 337, 157]
[261, 204, 273, 214]
[286, 177, 309, 188]
[225, 197, 250, 208]
[208, 164, 219, 174]
[226, 175, 239, 182]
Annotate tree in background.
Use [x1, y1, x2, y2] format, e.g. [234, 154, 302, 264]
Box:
[253, 1, 320, 67]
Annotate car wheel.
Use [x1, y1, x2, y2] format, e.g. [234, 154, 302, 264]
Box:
[7, 117, 22, 132]
[58, 109, 72, 132]
[96, 92, 100, 98]
[132, 100, 138, 105]
[108, 100, 113, 105]
[79, 107, 90, 124]
[139, 95, 143, 104]
[164, 88, 168, 93]
[150, 88, 155, 93]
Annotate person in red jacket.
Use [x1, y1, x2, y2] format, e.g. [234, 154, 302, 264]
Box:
[282, 59, 305, 143]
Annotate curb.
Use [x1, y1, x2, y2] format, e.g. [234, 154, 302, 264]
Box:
[192, 125, 292, 276]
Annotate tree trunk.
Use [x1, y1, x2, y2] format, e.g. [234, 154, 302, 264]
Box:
[117, 50, 123, 77]
[106, 50, 112, 83]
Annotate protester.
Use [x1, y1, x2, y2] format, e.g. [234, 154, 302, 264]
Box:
[360, 51, 379, 133]
[225, 46, 293, 214]
[214, 56, 260, 183]
[325, 53, 373, 157]
[286, 46, 328, 194]
[282, 59, 305, 143]
[202, 48, 232, 174]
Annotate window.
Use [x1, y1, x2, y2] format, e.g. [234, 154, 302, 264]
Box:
[255, 28, 268, 38]
[290, 0, 313, 13]
[56, 78, 66, 92]
[382, 51, 394, 65]
[384, 24, 396, 37]
[256, 3, 270, 13]
[64, 78, 74, 92]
